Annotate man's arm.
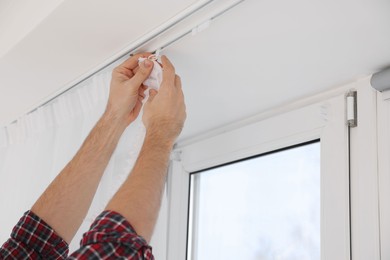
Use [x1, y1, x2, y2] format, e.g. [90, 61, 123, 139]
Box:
[31, 53, 155, 244]
[106, 55, 186, 242]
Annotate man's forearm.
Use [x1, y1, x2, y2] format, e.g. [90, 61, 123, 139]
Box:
[31, 110, 127, 243]
[105, 131, 173, 242]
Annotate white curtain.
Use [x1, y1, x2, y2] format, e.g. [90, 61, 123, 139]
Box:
[0, 69, 168, 257]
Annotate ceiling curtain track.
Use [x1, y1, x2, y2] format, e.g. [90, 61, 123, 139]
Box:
[7, 0, 246, 127]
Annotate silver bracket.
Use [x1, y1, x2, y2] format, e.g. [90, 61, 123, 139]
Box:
[346, 90, 357, 128]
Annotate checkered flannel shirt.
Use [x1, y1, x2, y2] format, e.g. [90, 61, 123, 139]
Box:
[0, 210, 154, 259]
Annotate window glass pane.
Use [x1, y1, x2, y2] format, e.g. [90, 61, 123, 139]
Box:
[187, 141, 320, 260]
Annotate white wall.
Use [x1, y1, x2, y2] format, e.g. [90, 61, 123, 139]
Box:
[0, 0, 66, 58]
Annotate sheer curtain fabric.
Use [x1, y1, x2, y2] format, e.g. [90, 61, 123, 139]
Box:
[0, 71, 167, 257]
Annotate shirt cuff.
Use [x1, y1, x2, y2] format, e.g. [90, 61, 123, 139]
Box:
[80, 210, 151, 252]
[11, 210, 69, 258]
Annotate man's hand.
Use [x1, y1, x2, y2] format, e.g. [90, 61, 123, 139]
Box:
[143, 55, 187, 145]
[106, 53, 154, 126]
[106, 55, 186, 242]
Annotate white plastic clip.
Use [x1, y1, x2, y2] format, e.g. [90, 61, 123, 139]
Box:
[147, 54, 158, 61]
[192, 20, 211, 36]
[154, 48, 161, 57]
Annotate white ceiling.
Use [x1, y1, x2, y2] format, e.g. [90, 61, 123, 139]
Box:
[1, 0, 390, 141]
[165, 0, 390, 140]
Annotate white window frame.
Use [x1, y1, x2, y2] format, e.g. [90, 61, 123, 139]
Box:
[346, 78, 381, 260]
[166, 89, 353, 260]
[376, 85, 390, 260]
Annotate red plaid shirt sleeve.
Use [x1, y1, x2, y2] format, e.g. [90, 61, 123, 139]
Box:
[0, 210, 69, 259]
[1, 210, 154, 260]
[68, 211, 154, 260]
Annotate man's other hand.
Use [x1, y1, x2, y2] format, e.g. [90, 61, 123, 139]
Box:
[106, 53, 154, 126]
[143, 55, 187, 146]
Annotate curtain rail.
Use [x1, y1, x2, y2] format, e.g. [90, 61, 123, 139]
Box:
[9, 0, 214, 125]
[9, 0, 245, 125]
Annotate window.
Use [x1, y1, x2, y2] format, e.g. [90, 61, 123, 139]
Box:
[167, 94, 350, 260]
[187, 141, 320, 260]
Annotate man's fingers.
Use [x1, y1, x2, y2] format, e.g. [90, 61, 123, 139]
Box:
[175, 75, 182, 89]
[130, 59, 154, 87]
[113, 66, 134, 79]
[132, 100, 143, 118]
[139, 85, 147, 98]
[118, 52, 151, 70]
[175, 75, 185, 102]
[148, 89, 158, 102]
[161, 56, 176, 87]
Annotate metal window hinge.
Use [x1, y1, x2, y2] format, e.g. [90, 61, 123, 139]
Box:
[346, 90, 357, 128]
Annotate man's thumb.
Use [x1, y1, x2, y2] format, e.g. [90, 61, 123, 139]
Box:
[131, 59, 154, 87]
[148, 89, 158, 102]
